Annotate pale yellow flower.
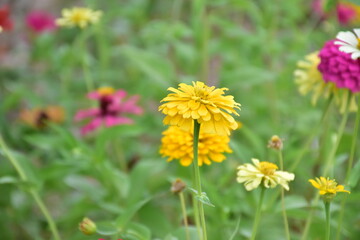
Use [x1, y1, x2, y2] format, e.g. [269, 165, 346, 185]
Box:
[160, 126, 232, 166]
[159, 81, 241, 136]
[309, 177, 350, 197]
[294, 52, 358, 113]
[56, 7, 102, 29]
[237, 158, 295, 191]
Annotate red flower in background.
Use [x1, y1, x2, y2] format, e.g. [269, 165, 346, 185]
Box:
[0, 5, 13, 31]
[26, 11, 57, 33]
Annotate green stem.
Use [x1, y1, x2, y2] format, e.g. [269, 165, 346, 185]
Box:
[78, 30, 94, 92]
[192, 120, 207, 240]
[335, 94, 360, 240]
[302, 95, 350, 240]
[192, 195, 202, 240]
[290, 96, 333, 172]
[325, 201, 331, 240]
[250, 187, 265, 240]
[0, 136, 61, 240]
[278, 151, 290, 240]
[179, 192, 191, 240]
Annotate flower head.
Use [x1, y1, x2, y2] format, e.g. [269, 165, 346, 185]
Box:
[295, 52, 358, 112]
[26, 11, 56, 33]
[75, 87, 143, 135]
[237, 158, 295, 191]
[171, 179, 186, 194]
[0, 5, 13, 31]
[160, 125, 232, 166]
[334, 29, 360, 60]
[267, 135, 283, 150]
[159, 81, 241, 136]
[19, 106, 65, 129]
[309, 177, 350, 201]
[79, 217, 97, 235]
[56, 7, 102, 29]
[337, 2, 360, 26]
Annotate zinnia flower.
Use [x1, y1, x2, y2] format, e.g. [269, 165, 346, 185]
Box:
[237, 158, 295, 191]
[0, 5, 13, 31]
[75, 87, 143, 135]
[336, 2, 360, 26]
[295, 52, 358, 112]
[56, 7, 102, 29]
[160, 126, 232, 166]
[26, 11, 56, 33]
[19, 106, 65, 129]
[79, 217, 97, 235]
[309, 177, 350, 201]
[159, 81, 241, 136]
[318, 31, 360, 93]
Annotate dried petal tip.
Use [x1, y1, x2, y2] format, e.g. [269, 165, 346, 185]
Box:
[267, 135, 283, 150]
[171, 179, 186, 194]
[79, 217, 97, 235]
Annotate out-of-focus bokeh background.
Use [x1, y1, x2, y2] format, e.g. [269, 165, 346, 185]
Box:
[1, 0, 360, 239]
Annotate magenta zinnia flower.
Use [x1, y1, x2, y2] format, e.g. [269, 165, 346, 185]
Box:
[75, 87, 143, 135]
[318, 31, 360, 93]
[26, 11, 56, 33]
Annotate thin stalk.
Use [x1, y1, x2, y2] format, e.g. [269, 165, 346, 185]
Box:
[336, 94, 360, 240]
[192, 120, 207, 240]
[78, 30, 94, 92]
[179, 192, 191, 240]
[0, 136, 61, 240]
[266, 98, 333, 210]
[302, 95, 350, 240]
[278, 151, 290, 240]
[192, 195, 202, 240]
[325, 201, 331, 240]
[250, 187, 265, 240]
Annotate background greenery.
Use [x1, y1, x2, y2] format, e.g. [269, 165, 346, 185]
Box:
[1, 0, 360, 239]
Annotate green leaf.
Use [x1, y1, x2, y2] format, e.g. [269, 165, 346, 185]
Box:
[348, 158, 360, 188]
[188, 188, 215, 207]
[125, 222, 151, 240]
[116, 197, 152, 229]
[96, 221, 119, 236]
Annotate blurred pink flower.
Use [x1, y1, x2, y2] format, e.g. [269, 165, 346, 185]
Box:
[312, 0, 360, 25]
[0, 5, 13, 31]
[75, 87, 143, 135]
[26, 11, 56, 33]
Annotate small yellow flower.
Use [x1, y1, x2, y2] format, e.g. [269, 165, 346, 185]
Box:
[19, 106, 65, 129]
[237, 158, 295, 191]
[160, 126, 232, 166]
[159, 81, 241, 136]
[294, 52, 358, 113]
[56, 7, 102, 29]
[309, 177, 350, 200]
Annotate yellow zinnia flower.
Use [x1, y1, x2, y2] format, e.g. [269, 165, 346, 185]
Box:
[294, 52, 358, 113]
[159, 81, 241, 136]
[309, 177, 350, 199]
[56, 7, 102, 29]
[237, 158, 295, 191]
[160, 126, 232, 166]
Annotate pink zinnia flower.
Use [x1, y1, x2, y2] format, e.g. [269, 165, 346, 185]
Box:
[75, 87, 143, 135]
[336, 3, 357, 25]
[318, 30, 360, 93]
[26, 11, 56, 33]
[0, 5, 13, 31]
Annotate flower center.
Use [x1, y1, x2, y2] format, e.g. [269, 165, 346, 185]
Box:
[259, 161, 278, 176]
[97, 87, 115, 96]
[357, 38, 360, 49]
[71, 10, 88, 23]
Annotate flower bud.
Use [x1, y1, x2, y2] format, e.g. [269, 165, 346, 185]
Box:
[267, 135, 283, 150]
[79, 217, 97, 235]
[171, 179, 186, 194]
